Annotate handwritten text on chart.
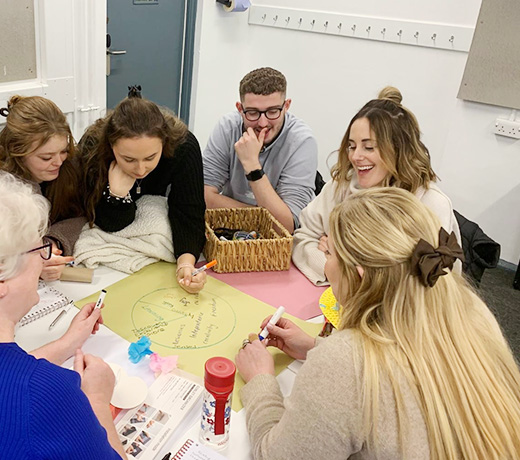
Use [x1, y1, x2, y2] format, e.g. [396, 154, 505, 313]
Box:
[130, 287, 237, 350]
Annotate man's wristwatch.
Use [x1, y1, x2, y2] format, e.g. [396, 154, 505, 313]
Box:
[245, 168, 265, 182]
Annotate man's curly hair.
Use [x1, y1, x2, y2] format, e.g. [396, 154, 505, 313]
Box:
[239, 67, 287, 100]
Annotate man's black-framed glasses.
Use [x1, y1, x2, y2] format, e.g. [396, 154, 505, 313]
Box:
[242, 102, 286, 122]
[26, 236, 53, 260]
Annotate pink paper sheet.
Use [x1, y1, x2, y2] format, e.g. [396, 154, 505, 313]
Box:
[207, 262, 326, 320]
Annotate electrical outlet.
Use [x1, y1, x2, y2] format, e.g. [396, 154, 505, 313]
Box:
[494, 118, 520, 139]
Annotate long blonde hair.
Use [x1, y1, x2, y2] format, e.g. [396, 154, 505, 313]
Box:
[329, 187, 520, 459]
[331, 87, 436, 194]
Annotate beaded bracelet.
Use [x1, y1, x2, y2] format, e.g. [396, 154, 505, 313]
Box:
[103, 185, 132, 204]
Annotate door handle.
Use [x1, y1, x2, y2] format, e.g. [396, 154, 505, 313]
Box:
[78, 105, 100, 112]
[107, 49, 127, 55]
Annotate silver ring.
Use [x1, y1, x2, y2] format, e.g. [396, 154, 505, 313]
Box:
[241, 339, 251, 349]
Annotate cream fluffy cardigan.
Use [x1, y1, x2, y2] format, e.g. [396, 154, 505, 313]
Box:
[292, 179, 462, 285]
[240, 329, 430, 460]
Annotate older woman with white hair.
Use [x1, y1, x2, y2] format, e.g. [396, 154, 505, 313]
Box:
[0, 171, 125, 458]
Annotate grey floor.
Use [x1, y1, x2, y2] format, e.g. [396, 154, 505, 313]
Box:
[478, 266, 520, 360]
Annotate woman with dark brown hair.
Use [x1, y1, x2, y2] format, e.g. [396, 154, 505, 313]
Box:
[0, 95, 85, 280]
[79, 95, 207, 293]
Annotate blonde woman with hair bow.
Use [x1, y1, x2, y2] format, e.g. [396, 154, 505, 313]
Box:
[236, 187, 520, 460]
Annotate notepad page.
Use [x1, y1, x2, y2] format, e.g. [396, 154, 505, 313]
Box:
[18, 281, 70, 327]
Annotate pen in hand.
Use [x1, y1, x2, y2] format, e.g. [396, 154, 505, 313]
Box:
[48, 300, 74, 330]
[259, 306, 285, 341]
[179, 260, 217, 282]
[94, 289, 107, 309]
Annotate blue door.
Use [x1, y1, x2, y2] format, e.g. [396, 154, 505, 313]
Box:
[106, 0, 190, 115]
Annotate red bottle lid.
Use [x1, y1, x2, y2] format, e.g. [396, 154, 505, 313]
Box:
[204, 357, 236, 394]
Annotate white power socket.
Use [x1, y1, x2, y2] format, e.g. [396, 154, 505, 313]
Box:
[494, 118, 520, 139]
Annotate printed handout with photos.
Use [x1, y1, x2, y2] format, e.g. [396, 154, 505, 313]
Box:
[116, 371, 204, 460]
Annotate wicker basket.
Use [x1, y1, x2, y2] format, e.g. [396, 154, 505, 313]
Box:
[203, 207, 293, 273]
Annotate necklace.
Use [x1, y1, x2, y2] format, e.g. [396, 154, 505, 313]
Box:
[136, 179, 143, 194]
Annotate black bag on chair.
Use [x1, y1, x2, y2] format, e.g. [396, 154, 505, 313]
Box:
[315, 171, 326, 196]
[454, 210, 501, 286]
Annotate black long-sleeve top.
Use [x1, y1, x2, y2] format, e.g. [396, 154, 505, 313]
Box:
[94, 131, 206, 260]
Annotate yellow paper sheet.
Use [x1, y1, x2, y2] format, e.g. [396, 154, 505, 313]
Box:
[76, 262, 321, 410]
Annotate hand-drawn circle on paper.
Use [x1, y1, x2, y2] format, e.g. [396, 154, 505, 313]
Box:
[130, 287, 236, 350]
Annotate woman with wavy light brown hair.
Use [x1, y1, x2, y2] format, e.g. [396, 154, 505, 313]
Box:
[79, 94, 206, 294]
[0, 95, 84, 280]
[292, 87, 460, 285]
[237, 187, 520, 460]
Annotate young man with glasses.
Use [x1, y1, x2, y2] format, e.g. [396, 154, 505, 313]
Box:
[203, 67, 318, 233]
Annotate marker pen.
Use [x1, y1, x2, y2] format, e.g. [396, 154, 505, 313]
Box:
[191, 259, 217, 276]
[179, 260, 217, 282]
[48, 300, 74, 330]
[259, 306, 285, 341]
[94, 289, 107, 309]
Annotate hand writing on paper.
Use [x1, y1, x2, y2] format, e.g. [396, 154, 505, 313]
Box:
[261, 316, 316, 360]
[177, 266, 207, 294]
[235, 339, 274, 383]
[234, 127, 266, 174]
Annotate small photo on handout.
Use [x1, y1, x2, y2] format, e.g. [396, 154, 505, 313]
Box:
[129, 410, 147, 424]
[121, 424, 138, 438]
[152, 409, 170, 423]
[145, 419, 163, 436]
[126, 441, 144, 458]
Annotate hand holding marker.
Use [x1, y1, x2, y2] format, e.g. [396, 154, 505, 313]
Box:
[180, 260, 217, 282]
[259, 306, 285, 341]
[95, 289, 107, 309]
[48, 289, 106, 331]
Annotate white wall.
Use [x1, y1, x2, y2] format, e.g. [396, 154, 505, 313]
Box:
[191, 0, 520, 265]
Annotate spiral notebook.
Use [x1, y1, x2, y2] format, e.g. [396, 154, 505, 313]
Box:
[171, 438, 226, 460]
[18, 281, 71, 327]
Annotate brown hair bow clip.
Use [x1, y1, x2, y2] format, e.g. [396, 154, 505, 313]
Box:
[411, 228, 464, 287]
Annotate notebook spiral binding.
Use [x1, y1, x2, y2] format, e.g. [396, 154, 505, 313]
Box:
[172, 438, 194, 459]
[18, 281, 71, 327]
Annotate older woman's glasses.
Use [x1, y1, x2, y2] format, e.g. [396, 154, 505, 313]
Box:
[26, 237, 53, 260]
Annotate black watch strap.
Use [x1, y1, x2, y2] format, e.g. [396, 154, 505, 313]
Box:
[245, 168, 265, 181]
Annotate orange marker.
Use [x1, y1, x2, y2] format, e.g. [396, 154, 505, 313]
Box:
[191, 260, 217, 276]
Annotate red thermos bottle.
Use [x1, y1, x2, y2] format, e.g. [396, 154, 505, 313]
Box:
[200, 357, 236, 450]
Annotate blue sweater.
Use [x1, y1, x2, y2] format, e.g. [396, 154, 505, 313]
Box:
[0, 343, 121, 460]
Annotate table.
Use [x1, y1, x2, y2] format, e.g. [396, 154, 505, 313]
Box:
[209, 262, 327, 320]
[16, 265, 323, 459]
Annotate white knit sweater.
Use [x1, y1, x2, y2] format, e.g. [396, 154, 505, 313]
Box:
[292, 179, 461, 285]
